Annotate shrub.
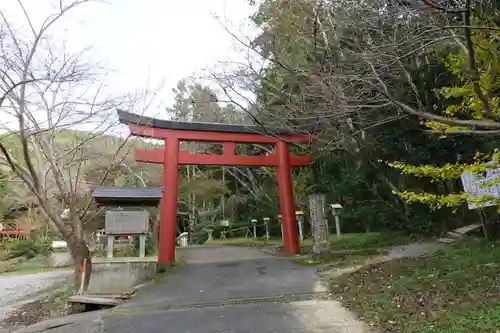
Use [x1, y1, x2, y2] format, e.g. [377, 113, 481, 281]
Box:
[5, 237, 52, 259]
[114, 245, 137, 257]
[132, 234, 156, 256]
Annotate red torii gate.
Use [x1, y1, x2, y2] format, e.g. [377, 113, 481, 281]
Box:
[117, 110, 313, 263]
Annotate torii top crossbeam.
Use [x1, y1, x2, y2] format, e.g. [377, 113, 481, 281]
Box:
[117, 110, 311, 143]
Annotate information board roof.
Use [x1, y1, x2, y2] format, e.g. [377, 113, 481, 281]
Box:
[92, 187, 162, 207]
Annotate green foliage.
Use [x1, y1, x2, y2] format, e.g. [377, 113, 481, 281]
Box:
[0, 169, 11, 219]
[209, 232, 411, 254]
[4, 237, 52, 259]
[132, 235, 156, 256]
[113, 245, 137, 258]
[388, 161, 468, 180]
[386, 21, 500, 212]
[327, 232, 412, 251]
[388, 149, 500, 209]
[243, 0, 494, 236]
[205, 237, 283, 246]
[396, 191, 469, 210]
[432, 24, 500, 121]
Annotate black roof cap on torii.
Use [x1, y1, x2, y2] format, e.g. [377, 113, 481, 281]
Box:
[116, 109, 302, 136]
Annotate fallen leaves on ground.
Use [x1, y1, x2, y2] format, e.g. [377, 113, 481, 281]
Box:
[329, 238, 500, 333]
[2, 285, 73, 328]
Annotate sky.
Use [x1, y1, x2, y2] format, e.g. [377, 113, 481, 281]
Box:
[0, 0, 259, 131]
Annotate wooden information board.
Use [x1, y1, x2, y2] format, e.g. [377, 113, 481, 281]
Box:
[105, 211, 149, 234]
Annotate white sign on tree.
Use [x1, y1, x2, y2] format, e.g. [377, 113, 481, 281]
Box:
[461, 163, 500, 209]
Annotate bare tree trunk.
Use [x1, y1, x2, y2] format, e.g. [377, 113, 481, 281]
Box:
[0, 0, 160, 294]
[68, 235, 92, 291]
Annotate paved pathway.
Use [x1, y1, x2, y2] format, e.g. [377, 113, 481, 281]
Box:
[387, 242, 444, 259]
[100, 246, 370, 333]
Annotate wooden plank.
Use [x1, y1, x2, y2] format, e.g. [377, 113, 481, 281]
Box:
[68, 295, 123, 306]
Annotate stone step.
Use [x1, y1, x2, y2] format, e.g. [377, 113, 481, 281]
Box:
[447, 231, 463, 238]
[446, 223, 482, 239]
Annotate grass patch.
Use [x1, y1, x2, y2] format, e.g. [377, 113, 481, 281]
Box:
[329, 237, 500, 333]
[318, 253, 381, 271]
[0, 256, 71, 276]
[296, 250, 381, 268]
[205, 237, 283, 246]
[153, 256, 185, 283]
[0, 256, 23, 274]
[326, 232, 413, 251]
[206, 232, 413, 252]
[0, 265, 70, 276]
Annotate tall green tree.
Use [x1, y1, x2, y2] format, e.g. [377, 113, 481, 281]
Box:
[234, 0, 500, 234]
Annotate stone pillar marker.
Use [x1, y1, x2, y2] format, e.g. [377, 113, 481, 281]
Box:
[308, 194, 330, 257]
[263, 217, 270, 240]
[206, 228, 214, 241]
[107, 235, 114, 259]
[296, 211, 304, 242]
[178, 232, 189, 247]
[219, 219, 229, 241]
[139, 234, 146, 257]
[251, 219, 258, 239]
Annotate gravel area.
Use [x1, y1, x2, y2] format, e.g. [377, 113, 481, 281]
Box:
[0, 270, 73, 324]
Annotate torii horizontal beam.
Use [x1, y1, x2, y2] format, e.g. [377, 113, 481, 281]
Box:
[134, 148, 312, 167]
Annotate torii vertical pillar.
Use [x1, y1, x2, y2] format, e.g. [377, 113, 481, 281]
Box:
[276, 141, 300, 254]
[160, 137, 180, 263]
